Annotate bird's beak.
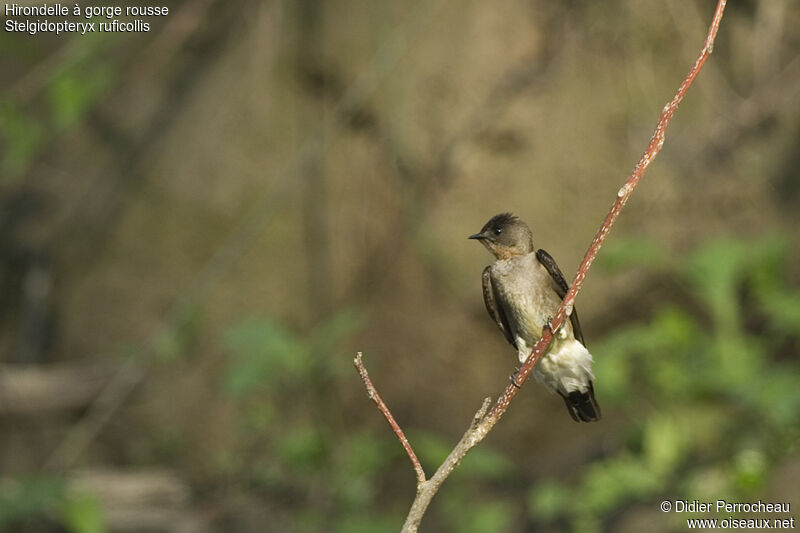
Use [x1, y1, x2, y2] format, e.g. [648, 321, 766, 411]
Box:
[468, 233, 487, 240]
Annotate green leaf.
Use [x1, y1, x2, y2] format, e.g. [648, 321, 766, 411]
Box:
[455, 446, 513, 481]
[223, 317, 307, 395]
[155, 305, 202, 360]
[343, 431, 396, 477]
[277, 426, 329, 474]
[463, 500, 515, 533]
[639, 307, 703, 398]
[335, 512, 402, 533]
[528, 480, 571, 521]
[746, 235, 789, 297]
[441, 487, 514, 533]
[591, 345, 629, 401]
[530, 234, 800, 528]
[747, 370, 800, 427]
[710, 335, 765, 390]
[595, 237, 669, 272]
[62, 493, 105, 533]
[643, 415, 686, 474]
[47, 65, 114, 130]
[580, 455, 663, 514]
[311, 307, 363, 347]
[407, 431, 451, 472]
[335, 432, 402, 507]
[731, 448, 767, 492]
[760, 291, 800, 336]
[0, 100, 45, 178]
[594, 306, 702, 402]
[0, 477, 65, 529]
[309, 308, 364, 376]
[683, 240, 749, 336]
[682, 466, 730, 503]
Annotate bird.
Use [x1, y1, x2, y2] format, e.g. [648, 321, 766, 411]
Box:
[469, 213, 600, 422]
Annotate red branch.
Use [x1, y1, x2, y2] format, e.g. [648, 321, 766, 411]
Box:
[485, 0, 727, 420]
[354, 352, 426, 486]
[356, 1, 728, 530]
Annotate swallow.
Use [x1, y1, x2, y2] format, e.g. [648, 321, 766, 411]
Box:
[470, 213, 600, 422]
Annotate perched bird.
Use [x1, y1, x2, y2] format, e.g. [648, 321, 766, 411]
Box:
[470, 213, 600, 422]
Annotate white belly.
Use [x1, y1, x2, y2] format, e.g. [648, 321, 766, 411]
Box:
[516, 336, 594, 395]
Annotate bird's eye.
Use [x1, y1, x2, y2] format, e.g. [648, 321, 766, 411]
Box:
[494, 227, 502, 235]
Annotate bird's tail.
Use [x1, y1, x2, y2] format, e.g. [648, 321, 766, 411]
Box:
[559, 382, 601, 422]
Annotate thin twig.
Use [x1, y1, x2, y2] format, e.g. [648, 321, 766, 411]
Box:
[354, 353, 426, 486]
[357, 1, 729, 531]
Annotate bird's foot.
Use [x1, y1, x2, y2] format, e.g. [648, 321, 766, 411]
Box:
[509, 366, 523, 388]
[543, 316, 562, 337]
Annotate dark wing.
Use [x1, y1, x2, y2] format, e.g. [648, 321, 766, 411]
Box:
[481, 266, 516, 348]
[535, 249, 586, 346]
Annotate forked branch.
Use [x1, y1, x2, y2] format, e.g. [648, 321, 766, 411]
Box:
[354, 352, 425, 486]
[355, 2, 728, 531]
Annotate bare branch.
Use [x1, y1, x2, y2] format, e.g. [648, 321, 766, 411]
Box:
[359, 2, 729, 531]
[0, 361, 122, 415]
[44, 358, 145, 472]
[487, 0, 728, 419]
[353, 353, 426, 486]
[400, 397, 491, 532]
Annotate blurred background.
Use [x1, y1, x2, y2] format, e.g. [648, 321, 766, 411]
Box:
[1, 0, 799, 531]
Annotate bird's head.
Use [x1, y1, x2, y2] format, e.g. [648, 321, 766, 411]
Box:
[469, 213, 534, 259]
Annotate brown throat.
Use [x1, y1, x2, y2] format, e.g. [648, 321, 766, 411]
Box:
[487, 241, 526, 260]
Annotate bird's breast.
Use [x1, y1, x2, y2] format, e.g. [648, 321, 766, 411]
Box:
[490, 254, 567, 344]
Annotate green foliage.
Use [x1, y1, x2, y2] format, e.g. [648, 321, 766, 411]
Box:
[61, 493, 105, 533]
[0, 100, 45, 179]
[220, 308, 413, 531]
[411, 429, 514, 482]
[223, 307, 362, 396]
[334, 513, 404, 533]
[47, 63, 114, 130]
[0, 478, 105, 533]
[1, 34, 116, 180]
[335, 431, 399, 508]
[528, 479, 571, 521]
[596, 237, 669, 272]
[409, 431, 452, 472]
[155, 305, 202, 361]
[223, 317, 308, 395]
[642, 414, 687, 474]
[212, 236, 798, 531]
[277, 425, 330, 475]
[405, 430, 516, 530]
[0, 477, 64, 529]
[218, 306, 515, 531]
[582, 454, 662, 513]
[731, 447, 767, 492]
[441, 486, 515, 533]
[455, 443, 514, 482]
[529, 235, 800, 531]
[454, 500, 515, 533]
[345, 431, 397, 478]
